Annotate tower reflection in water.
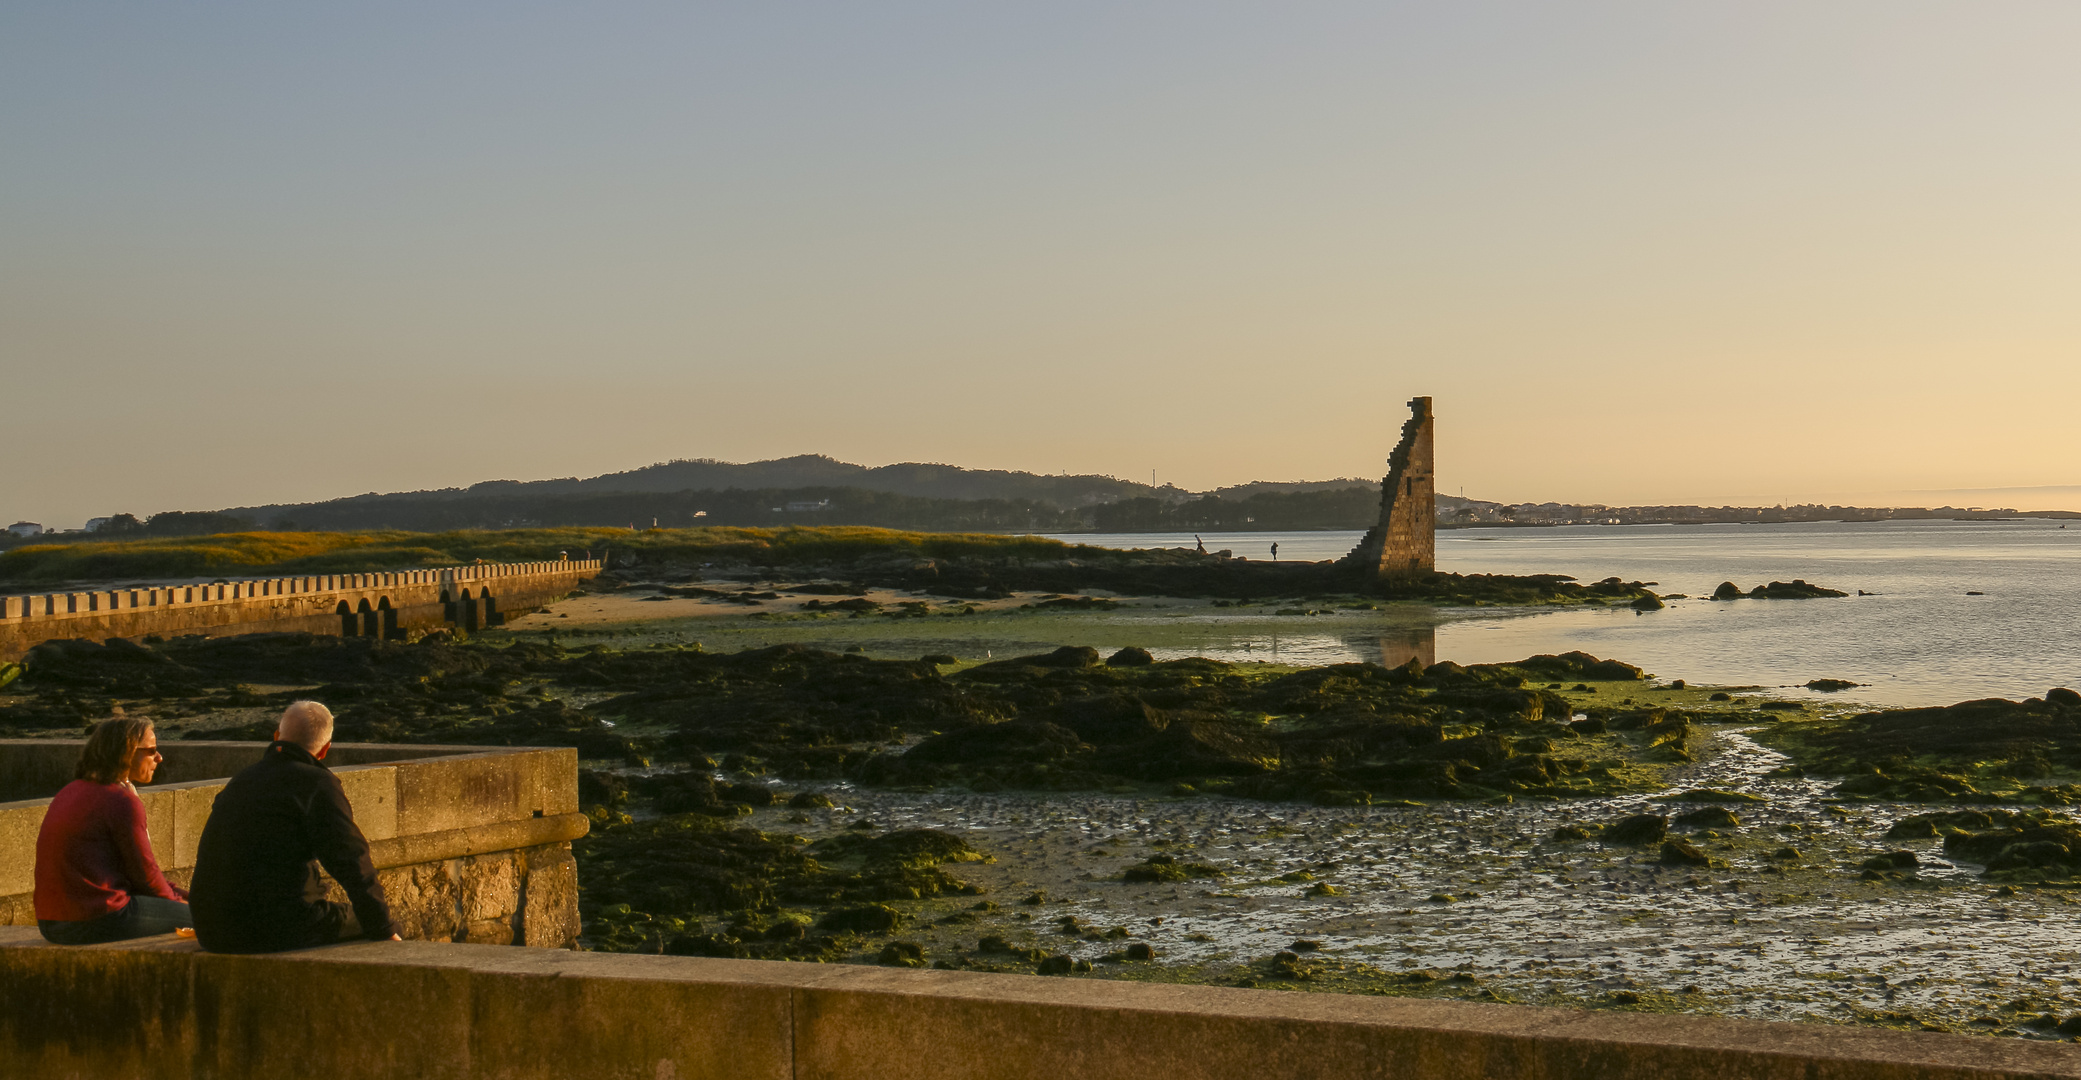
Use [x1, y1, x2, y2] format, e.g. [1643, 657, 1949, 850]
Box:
[1367, 624, 1436, 669]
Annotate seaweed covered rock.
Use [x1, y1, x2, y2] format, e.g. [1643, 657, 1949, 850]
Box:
[18, 637, 208, 697]
[1944, 819, 2081, 882]
[337, 698, 639, 760]
[1748, 580, 1849, 599]
[1606, 814, 1669, 846]
[1806, 679, 1862, 692]
[575, 813, 990, 954]
[1098, 720, 1279, 780]
[904, 721, 1089, 767]
[1658, 839, 1710, 867]
[577, 768, 628, 809]
[964, 646, 1102, 676]
[1764, 695, 2081, 802]
[4, 629, 1688, 809]
[1834, 767, 1985, 801]
[877, 940, 926, 966]
[1709, 580, 1846, 600]
[821, 905, 908, 934]
[1047, 693, 1169, 744]
[1673, 806, 1741, 829]
[1514, 652, 1646, 682]
[1885, 809, 2013, 839]
[1121, 853, 1225, 882]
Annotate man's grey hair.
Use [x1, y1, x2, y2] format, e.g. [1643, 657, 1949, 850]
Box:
[277, 700, 335, 753]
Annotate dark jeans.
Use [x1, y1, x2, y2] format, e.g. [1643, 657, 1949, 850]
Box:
[39, 895, 192, 945]
[194, 900, 363, 954]
[311, 900, 364, 946]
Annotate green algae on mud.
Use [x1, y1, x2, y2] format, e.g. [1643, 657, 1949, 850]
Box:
[1755, 691, 2081, 805]
[573, 813, 993, 958]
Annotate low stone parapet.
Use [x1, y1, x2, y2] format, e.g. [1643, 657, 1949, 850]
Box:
[0, 558, 602, 660]
[0, 931, 2074, 1079]
[0, 741, 585, 948]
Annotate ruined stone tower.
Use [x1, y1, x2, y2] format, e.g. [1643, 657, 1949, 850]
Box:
[1343, 396, 1435, 580]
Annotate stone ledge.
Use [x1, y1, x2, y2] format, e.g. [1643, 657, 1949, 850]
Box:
[366, 811, 589, 870]
[2, 929, 2075, 1080]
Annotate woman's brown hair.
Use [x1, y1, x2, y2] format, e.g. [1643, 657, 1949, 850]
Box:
[76, 717, 155, 785]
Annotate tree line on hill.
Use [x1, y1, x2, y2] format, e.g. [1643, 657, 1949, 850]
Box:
[236, 485, 1386, 535]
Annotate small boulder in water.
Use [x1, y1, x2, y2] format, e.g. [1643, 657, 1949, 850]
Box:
[1606, 814, 1668, 846]
[1860, 850, 1919, 871]
[1659, 839, 1711, 867]
[1675, 806, 1742, 829]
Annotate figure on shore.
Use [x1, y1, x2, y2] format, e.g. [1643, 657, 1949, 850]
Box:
[1270, 542, 1279, 561]
[32, 717, 192, 944]
[189, 700, 401, 953]
[1195, 534, 1206, 554]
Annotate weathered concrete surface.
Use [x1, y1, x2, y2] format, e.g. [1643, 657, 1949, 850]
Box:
[0, 558, 601, 661]
[1345, 396, 1436, 581]
[0, 742, 585, 948]
[0, 931, 2075, 1080]
[0, 739, 477, 803]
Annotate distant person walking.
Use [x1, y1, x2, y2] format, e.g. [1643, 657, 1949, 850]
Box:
[1195, 534, 1206, 554]
[188, 701, 400, 953]
[33, 717, 191, 944]
[1270, 542, 1279, 561]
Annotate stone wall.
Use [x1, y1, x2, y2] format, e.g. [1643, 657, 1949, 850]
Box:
[2, 933, 2075, 1080]
[0, 741, 585, 949]
[0, 558, 602, 661]
[1344, 397, 1436, 581]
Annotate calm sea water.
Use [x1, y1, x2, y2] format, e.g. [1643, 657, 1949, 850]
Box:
[1043, 521, 2081, 708]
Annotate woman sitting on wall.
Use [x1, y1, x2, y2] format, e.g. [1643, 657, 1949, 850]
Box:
[33, 716, 192, 944]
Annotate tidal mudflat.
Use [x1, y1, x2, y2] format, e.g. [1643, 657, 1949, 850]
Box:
[6, 569, 2077, 1041]
[743, 727, 2081, 1038]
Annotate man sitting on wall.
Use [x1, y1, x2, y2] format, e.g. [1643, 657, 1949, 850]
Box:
[189, 700, 402, 952]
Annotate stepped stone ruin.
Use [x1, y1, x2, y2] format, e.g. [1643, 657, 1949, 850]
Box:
[1345, 396, 1435, 580]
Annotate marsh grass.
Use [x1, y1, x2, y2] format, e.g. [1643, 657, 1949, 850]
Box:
[0, 526, 1085, 585]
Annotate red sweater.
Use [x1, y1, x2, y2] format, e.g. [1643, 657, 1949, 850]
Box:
[34, 779, 186, 922]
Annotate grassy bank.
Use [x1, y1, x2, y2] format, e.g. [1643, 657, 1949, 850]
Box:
[0, 526, 1081, 585]
[0, 524, 1661, 609]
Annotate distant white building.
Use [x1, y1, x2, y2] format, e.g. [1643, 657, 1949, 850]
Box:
[6, 521, 43, 538]
[84, 517, 112, 532]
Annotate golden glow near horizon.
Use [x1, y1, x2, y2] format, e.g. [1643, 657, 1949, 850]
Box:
[5, 3, 2080, 526]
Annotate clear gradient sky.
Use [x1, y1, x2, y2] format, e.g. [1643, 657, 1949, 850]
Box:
[6, 3, 2079, 528]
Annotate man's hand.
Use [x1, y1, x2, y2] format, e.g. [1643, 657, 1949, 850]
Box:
[389, 934, 402, 941]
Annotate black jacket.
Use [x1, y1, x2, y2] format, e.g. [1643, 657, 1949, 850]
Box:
[189, 741, 399, 952]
